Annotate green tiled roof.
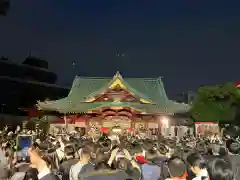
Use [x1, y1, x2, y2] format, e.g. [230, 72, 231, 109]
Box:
[38, 101, 189, 114]
[68, 72, 168, 104]
[37, 72, 190, 114]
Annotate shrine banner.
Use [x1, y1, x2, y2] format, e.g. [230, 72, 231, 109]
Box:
[195, 122, 218, 136]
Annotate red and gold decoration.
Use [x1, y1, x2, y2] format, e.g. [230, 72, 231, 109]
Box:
[37, 72, 190, 131]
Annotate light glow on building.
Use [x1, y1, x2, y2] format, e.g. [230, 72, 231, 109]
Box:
[161, 116, 169, 128]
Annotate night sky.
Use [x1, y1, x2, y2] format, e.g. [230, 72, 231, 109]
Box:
[1, 1, 240, 97]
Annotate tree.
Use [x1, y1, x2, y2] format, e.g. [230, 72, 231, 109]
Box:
[191, 83, 240, 123]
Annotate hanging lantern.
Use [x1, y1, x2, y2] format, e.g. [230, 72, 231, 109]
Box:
[101, 127, 109, 134]
[127, 128, 133, 132]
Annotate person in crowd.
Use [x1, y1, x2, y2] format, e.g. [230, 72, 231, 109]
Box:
[0, 123, 239, 180]
[69, 144, 92, 180]
[204, 143, 221, 163]
[107, 147, 140, 180]
[131, 143, 147, 165]
[56, 137, 65, 163]
[207, 158, 233, 180]
[186, 152, 208, 180]
[10, 158, 32, 180]
[0, 140, 9, 179]
[22, 166, 38, 180]
[28, 147, 60, 180]
[212, 144, 221, 157]
[141, 148, 162, 180]
[79, 151, 128, 180]
[59, 145, 78, 180]
[165, 156, 188, 180]
[226, 139, 240, 180]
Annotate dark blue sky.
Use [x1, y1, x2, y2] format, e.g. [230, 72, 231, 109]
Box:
[1, 1, 240, 96]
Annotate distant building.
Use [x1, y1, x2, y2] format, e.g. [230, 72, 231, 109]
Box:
[0, 0, 10, 16]
[0, 56, 69, 118]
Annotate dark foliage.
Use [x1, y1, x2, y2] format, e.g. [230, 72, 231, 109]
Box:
[0, 0, 10, 16]
[191, 83, 240, 123]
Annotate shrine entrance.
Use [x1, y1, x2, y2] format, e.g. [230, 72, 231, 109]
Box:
[88, 112, 132, 134]
[88, 116, 131, 129]
[102, 116, 131, 129]
[100, 108, 133, 133]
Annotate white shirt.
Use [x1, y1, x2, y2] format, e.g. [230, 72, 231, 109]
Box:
[37, 167, 51, 180]
[193, 168, 208, 180]
[0, 148, 7, 167]
[56, 148, 65, 162]
[69, 162, 84, 180]
[10, 172, 25, 180]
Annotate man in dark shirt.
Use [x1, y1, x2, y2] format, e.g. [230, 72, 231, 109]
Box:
[226, 139, 240, 180]
[59, 145, 78, 180]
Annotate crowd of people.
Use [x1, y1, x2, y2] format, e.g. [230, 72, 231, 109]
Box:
[0, 125, 239, 180]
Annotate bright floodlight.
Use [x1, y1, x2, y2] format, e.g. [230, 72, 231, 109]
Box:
[112, 129, 121, 133]
[161, 116, 169, 128]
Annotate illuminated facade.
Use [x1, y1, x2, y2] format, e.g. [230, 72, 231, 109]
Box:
[38, 72, 189, 131]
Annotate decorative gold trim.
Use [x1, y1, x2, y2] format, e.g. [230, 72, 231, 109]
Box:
[109, 78, 126, 89]
[84, 97, 96, 102]
[108, 77, 152, 104]
[113, 97, 121, 102]
[110, 107, 123, 110]
[140, 98, 151, 104]
[84, 72, 152, 104]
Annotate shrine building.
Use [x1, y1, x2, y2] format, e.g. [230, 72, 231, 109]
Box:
[37, 72, 190, 132]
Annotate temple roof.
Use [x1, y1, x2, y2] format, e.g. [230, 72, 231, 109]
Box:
[37, 72, 189, 114]
[69, 71, 168, 104]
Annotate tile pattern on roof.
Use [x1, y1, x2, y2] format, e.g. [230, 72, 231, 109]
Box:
[37, 72, 190, 114]
[83, 72, 154, 104]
